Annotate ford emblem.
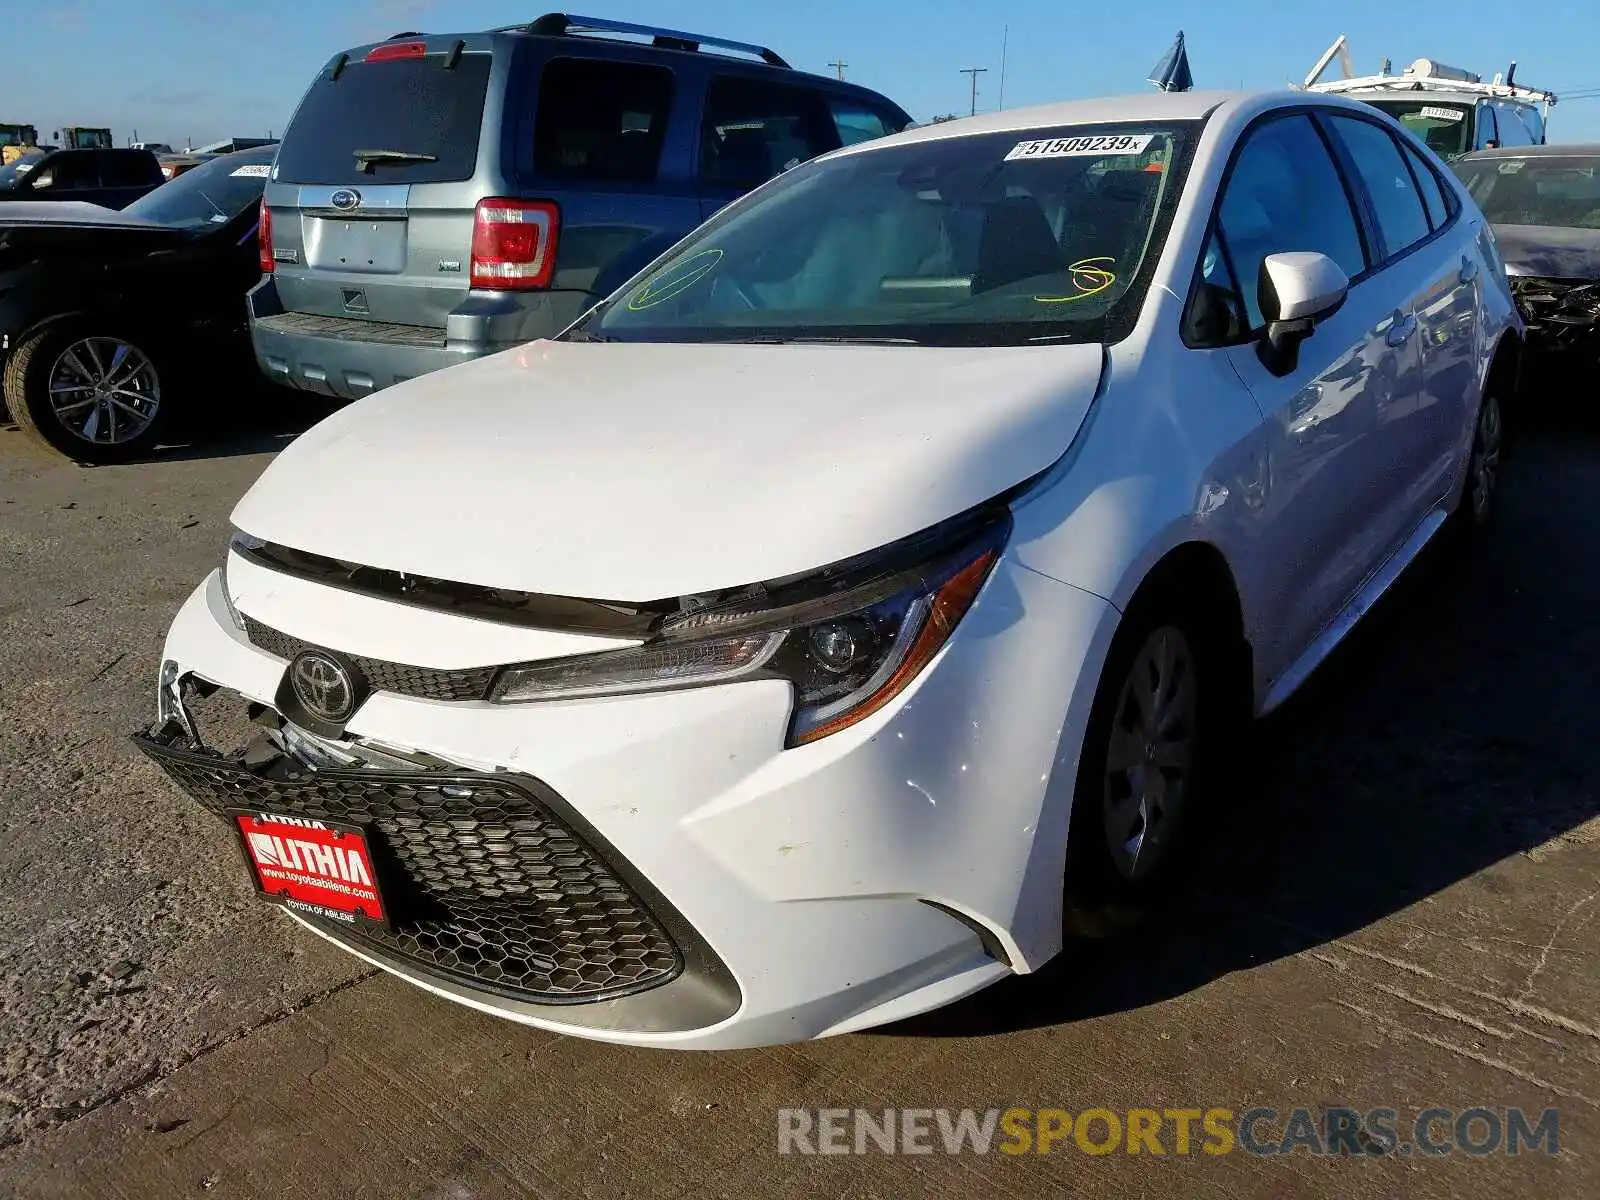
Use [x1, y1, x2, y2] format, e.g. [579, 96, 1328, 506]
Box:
[330, 188, 360, 212]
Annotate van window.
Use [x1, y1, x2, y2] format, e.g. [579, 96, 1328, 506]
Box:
[274, 53, 492, 185]
[700, 77, 837, 189]
[534, 58, 675, 183]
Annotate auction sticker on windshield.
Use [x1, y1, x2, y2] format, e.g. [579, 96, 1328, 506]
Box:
[1006, 133, 1155, 161]
[234, 812, 388, 925]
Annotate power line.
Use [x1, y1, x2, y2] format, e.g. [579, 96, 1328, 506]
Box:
[959, 66, 988, 117]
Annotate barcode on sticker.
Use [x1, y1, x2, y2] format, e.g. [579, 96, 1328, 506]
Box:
[1419, 106, 1464, 122]
[230, 164, 271, 178]
[1005, 133, 1155, 161]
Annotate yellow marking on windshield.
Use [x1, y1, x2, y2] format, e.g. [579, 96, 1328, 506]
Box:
[627, 248, 725, 311]
[1035, 257, 1117, 304]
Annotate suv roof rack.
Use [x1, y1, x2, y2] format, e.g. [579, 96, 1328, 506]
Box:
[506, 12, 791, 68]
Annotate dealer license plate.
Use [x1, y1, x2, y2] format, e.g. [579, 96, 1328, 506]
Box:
[233, 812, 388, 927]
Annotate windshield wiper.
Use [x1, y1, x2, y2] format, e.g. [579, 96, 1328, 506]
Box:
[352, 148, 438, 173]
[561, 328, 619, 343]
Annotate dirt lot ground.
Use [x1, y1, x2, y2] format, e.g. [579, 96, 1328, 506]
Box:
[0, 391, 1596, 1199]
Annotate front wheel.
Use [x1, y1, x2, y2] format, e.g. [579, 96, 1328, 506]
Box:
[1067, 608, 1221, 907]
[3, 326, 171, 464]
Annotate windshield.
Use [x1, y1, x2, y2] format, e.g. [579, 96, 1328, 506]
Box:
[576, 123, 1195, 347]
[124, 148, 274, 228]
[1365, 101, 1473, 158]
[0, 151, 42, 187]
[1454, 155, 1600, 229]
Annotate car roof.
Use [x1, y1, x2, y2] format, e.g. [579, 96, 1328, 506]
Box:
[1459, 142, 1600, 160]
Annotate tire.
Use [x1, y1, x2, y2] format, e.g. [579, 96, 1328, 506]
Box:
[1450, 385, 1505, 537]
[1065, 596, 1236, 910]
[2, 324, 171, 464]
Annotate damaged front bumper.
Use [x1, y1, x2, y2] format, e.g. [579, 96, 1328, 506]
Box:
[1508, 275, 1600, 355]
[134, 682, 742, 1035]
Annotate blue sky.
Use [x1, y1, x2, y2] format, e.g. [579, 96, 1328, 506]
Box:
[7, 0, 1600, 147]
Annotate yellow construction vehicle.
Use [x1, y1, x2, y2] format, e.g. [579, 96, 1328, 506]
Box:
[0, 123, 40, 165]
[57, 126, 114, 150]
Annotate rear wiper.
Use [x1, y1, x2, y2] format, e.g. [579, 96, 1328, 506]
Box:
[352, 149, 438, 173]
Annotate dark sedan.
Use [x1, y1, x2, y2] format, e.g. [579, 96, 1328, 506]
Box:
[0, 146, 273, 462]
[1455, 144, 1600, 362]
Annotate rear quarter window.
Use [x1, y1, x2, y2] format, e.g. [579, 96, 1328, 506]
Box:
[533, 58, 675, 183]
[274, 53, 492, 185]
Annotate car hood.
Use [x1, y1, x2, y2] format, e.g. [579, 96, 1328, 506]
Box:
[1493, 223, 1600, 280]
[232, 338, 1104, 599]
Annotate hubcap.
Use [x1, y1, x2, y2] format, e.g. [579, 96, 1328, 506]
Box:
[46, 337, 160, 446]
[1470, 393, 1502, 523]
[1102, 626, 1198, 882]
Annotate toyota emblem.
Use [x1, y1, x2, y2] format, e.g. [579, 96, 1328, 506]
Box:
[330, 188, 360, 212]
[289, 651, 358, 723]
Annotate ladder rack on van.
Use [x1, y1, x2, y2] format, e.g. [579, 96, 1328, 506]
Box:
[1298, 36, 1557, 109]
[501, 12, 791, 69]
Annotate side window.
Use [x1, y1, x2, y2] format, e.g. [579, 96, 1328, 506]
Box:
[101, 152, 155, 187]
[700, 76, 838, 189]
[41, 155, 97, 191]
[1323, 115, 1431, 259]
[1477, 104, 1499, 149]
[1215, 114, 1366, 330]
[1494, 103, 1534, 148]
[534, 58, 675, 183]
[826, 98, 902, 147]
[1401, 142, 1451, 229]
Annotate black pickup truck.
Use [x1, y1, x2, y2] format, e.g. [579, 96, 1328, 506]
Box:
[0, 148, 165, 211]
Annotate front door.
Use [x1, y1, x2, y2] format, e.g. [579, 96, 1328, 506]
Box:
[1203, 112, 1423, 688]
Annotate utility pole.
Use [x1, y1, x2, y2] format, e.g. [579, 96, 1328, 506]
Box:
[827, 60, 847, 80]
[998, 26, 1009, 110]
[959, 67, 988, 117]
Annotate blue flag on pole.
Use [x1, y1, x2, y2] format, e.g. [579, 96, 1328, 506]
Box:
[1148, 31, 1194, 92]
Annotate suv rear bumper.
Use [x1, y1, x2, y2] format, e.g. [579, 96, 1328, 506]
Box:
[248, 279, 590, 399]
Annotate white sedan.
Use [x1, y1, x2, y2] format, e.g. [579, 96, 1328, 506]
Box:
[138, 89, 1519, 1048]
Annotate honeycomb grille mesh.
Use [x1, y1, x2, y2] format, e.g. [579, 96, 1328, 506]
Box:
[139, 741, 683, 1003]
[243, 617, 499, 702]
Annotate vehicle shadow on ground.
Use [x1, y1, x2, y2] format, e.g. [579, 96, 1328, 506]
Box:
[891, 403, 1600, 1039]
[148, 383, 344, 464]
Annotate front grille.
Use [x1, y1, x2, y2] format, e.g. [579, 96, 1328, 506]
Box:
[137, 737, 684, 1004]
[243, 617, 499, 702]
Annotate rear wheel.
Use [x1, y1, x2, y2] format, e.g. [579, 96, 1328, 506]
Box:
[3, 325, 171, 464]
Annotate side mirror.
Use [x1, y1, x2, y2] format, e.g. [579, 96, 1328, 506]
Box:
[29, 169, 53, 190]
[1256, 252, 1349, 376]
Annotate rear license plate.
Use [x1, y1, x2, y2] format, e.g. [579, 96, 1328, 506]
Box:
[233, 812, 388, 927]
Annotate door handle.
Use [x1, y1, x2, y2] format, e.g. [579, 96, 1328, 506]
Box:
[1385, 312, 1418, 347]
[1459, 256, 1480, 284]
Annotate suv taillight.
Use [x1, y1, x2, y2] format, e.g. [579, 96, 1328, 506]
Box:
[470, 199, 559, 291]
[258, 201, 273, 275]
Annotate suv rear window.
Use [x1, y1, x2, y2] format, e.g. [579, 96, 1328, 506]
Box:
[274, 53, 492, 185]
[534, 58, 675, 183]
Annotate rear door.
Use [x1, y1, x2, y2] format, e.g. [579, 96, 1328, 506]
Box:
[264, 37, 499, 331]
[1321, 111, 1469, 521]
[696, 74, 843, 219]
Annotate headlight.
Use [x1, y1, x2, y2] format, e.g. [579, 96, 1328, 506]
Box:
[491, 513, 1008, 746]
[220, 530, 267, 632]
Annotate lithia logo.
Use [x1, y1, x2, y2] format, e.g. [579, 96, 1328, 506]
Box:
[246, 831, 375, 886]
